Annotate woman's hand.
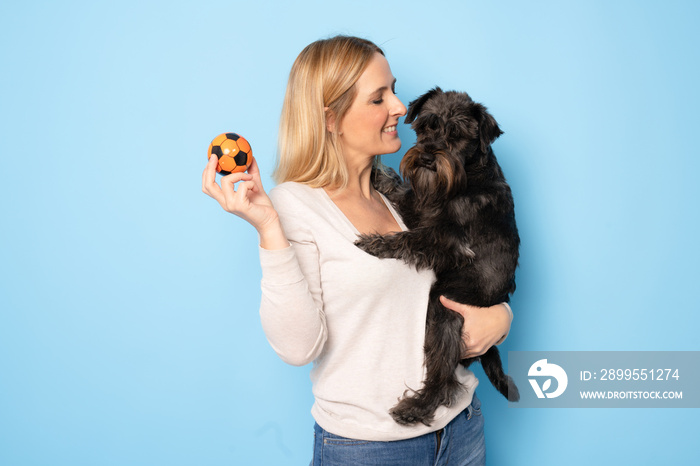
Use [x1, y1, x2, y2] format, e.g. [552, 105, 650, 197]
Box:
[202, 156, 289, 249]
[439, 296, 512, 358]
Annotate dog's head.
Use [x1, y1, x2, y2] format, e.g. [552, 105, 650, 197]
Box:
[400, 87, 502, 199]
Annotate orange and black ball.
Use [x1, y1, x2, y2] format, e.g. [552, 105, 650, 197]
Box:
[207, 132, 253, 175]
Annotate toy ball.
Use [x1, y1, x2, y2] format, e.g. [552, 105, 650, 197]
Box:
[207, 132, 253, 175]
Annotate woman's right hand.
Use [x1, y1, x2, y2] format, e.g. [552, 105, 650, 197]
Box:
[202, 155, 289, 249]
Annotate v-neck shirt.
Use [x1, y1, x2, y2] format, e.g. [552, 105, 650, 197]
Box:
[258, 181, 478, 441]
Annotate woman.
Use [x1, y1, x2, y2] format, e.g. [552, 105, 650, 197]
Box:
[202, 35, 512, 465]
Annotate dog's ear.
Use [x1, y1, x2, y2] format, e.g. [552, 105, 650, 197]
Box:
[405, 87, 443, 124]
[475, 103, 503, 152]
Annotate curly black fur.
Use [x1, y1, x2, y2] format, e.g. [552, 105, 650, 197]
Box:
[358, 87, 520, 426]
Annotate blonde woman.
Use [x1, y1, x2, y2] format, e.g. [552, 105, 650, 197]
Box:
[202, 35, 512, 465]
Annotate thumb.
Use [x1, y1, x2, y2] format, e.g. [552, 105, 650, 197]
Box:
[440, 295, 458, 310]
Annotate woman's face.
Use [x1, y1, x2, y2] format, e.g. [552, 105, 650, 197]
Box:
[336, 53, 407, 165]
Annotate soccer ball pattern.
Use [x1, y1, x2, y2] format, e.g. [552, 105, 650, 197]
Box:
[207, 132, 253, 175]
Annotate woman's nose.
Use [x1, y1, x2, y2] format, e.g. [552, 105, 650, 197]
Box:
[391, 94, 407, 117]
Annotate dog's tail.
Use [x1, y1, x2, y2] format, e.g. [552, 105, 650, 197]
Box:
[479, 346, 520, 402]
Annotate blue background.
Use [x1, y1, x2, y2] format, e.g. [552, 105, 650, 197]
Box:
[1, 0, 698, 464]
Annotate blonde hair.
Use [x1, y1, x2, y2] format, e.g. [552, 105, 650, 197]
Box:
[274, 36, 384, 189]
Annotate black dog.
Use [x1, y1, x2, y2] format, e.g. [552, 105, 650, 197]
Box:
[356, 87, 520, 426]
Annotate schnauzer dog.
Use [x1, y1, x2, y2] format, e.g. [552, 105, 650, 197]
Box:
[356, 87, 520, 426]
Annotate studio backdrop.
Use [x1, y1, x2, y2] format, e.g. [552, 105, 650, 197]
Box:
[1, 1, 698, 465]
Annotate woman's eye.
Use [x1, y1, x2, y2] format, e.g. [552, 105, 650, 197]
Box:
[372, 98, 384, 105]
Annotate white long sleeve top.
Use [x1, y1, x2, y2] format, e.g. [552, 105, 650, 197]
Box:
[258, 181, 479, 441]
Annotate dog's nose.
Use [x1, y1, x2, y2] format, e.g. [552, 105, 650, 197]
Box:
[419, 152, 436, 167]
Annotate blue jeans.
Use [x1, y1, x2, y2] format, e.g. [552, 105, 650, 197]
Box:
[311, 392, 486, 466]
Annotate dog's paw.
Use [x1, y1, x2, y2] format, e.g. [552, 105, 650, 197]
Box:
[457, 243, 476, 261]
[354, 234, 380, 254]
[450, 243, 475, 268]
[355, 233, 395, 258]
[390, 399, 435, 427]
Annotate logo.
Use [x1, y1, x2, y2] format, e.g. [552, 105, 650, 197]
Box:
[528, 359, 568, 398]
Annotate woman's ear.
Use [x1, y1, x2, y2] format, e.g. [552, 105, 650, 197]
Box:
[325, 107, 338, 133]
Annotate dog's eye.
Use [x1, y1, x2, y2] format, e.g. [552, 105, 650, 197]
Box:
[424, 114, 440, 131]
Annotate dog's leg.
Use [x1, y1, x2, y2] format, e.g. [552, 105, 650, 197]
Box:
[355, 230, 473, 271]
[355, 230, 435, 270]
[390, 296, 466, 426]
[467, 346, 520, 402]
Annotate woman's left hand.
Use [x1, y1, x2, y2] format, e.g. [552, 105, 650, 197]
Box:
[439, 296, 512, 359]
